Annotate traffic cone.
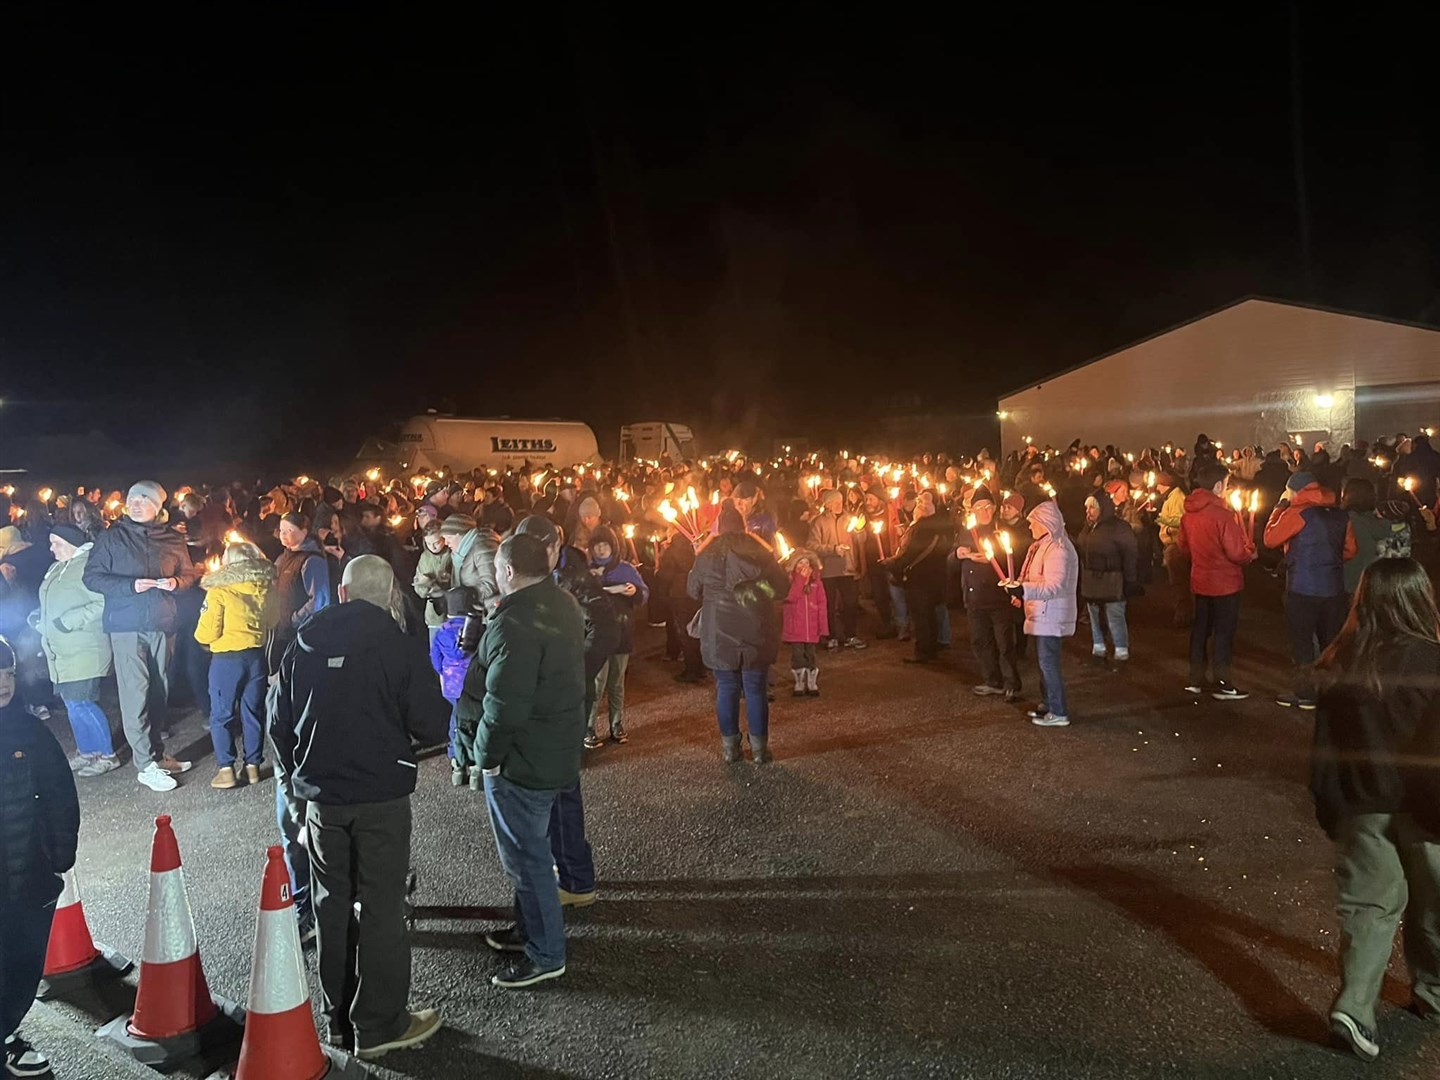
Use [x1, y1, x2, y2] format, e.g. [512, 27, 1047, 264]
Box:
[99, 815, 243, 1069]
[236, 847, 369, 1079]
[35, 867, 133, 999]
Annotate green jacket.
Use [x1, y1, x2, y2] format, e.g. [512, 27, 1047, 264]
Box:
[463, 577, 586, 790]
[38, 546, 113, 684]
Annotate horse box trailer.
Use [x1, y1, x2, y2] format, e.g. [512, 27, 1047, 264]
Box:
[620, 422, 697, 462]
[383, 416, 600, 472]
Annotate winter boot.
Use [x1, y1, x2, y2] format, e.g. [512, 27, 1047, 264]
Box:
[468, 765, 482, 791]
[806, 669, 820, 697]
[751, 734, 773, 765]
[721, 734, 743, 764]
[451, 760, 465, 786]
[791, 670, 806, 697]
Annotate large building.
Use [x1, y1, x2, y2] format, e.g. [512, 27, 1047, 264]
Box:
[997, 298, 1440, 455]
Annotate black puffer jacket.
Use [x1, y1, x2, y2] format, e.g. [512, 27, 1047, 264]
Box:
[1077, 497, 1139, 602]
[687, 532, 790, 671]
[884, 511, 955, 593]
[1312, 638, 1440, 838]
[0, 694, 79, 905]
[83, 516, 199, 634]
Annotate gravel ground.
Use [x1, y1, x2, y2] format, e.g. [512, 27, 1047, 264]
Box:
[18, 567, 1440, 1079]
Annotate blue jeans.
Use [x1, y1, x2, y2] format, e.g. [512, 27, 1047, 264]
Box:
[1086, 601, 1129, 654]
[63, 698, 115, 756]
[714, 667, 769, 738]
[549, 780, 596, 894]
[272, 751, 312, 922]
[888, 585, 909, 629]
[207, 648, 266, 767]
[485, 773, 566, 970]
[1035, 635, 1069, 719]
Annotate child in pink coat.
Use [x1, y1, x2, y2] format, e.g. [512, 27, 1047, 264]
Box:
[782, 551, 829, 697]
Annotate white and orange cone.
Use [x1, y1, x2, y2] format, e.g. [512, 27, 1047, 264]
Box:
[236, 846, 330, 1080]
[36, 867, 132, 999]
[99, 814, 243, 1068]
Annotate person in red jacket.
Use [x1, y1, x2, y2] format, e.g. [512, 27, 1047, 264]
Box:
[1177, 461, 1257, 700]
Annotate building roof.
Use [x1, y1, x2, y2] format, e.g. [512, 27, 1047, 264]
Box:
[998, 296, 1440, 401]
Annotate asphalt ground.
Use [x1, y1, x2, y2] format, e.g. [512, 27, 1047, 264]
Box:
[18, 564, 1440, 1079]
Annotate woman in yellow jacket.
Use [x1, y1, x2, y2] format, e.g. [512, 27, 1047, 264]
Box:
[196, 541, 276, 789]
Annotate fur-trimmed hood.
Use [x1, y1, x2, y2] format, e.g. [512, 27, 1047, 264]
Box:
[201, 557, 277, 591]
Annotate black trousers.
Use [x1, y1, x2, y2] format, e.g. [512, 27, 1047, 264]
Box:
[1285, 591, 1349, 700]
[906, 582, 944, 660]
[307, 797, 413, 1048]
[866, 567, 894, 629]
[969, 605, 1021, 690]
[1190, 592, 1242, 684]
[822, 576, 859, 641]
[0, 896, 56, 1041]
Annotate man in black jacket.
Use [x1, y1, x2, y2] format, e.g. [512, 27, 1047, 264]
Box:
[957, 490, 1023, 699]
[510, 516, 616, 909]
[1, 636, 80, 1078]
[82, 480, 200, 792]
[268, 555, 449, 1061]
[467, 535, 587, 988]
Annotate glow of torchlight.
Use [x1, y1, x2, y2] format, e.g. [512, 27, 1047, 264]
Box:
[775, 532, 793, 561]
[388, 515, 404, 527]
[38, 487, 54, 502]
[1402, 477, 1416, 492]
[1022, 436, 1033, 445]
[1041, 482, 1057, 498]
[888, 487, 901, 501]
[870, 519, 883, 535]
[846, 515, 866, 533]
[623, 524, 636, 539]
[965, 514, 977, 530]
[366, 468, 381, 481]
[206, 556, 222, 573]
[1248, 491, 1260, 513]
[225, 530, 246, 546]
[999, 531, 1013, 555]
[1227, 491, 1243, 513]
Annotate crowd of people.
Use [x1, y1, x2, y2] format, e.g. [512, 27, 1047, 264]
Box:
[2, 426, 1440, 1069]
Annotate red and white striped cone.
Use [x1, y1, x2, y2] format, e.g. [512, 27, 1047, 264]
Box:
[235, 846, 329, 1080]
[99, 815, 243, 1069]
[36, 867, 133, 999]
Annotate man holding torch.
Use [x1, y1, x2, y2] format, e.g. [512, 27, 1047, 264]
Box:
[1176, 462, 1256, 700]
[957, 488, 1022, 699]
[807, 489, 867, 650]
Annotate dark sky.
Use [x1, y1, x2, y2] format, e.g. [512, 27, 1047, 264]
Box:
[2, 7, 1435, 467]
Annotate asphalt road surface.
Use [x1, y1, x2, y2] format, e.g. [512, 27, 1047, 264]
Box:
[20, 567, 1440, 1079]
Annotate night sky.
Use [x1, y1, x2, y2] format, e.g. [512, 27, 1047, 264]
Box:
[2, 7, 1435, 469]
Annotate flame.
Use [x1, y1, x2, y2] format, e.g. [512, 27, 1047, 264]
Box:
[296, 475, 311, 486]
[659, 500, 678, 522]
[225, 529, 246, 546]
[775, 532, 793, 561]
[366, 468, 381, 481]
[937, 482, 949, 495]
[999, 530, 1013, 554]
[388, 514, 404, 527]
[888, 486, 900, 500]
[622, 524, 636, 539]
[846, 515, 866, 533]
[1227, 491, 1243, 512]
[38, 487, 54, 502]
[1402, 477, 1416, 492]
[982, 538, 995, 560]
[206, 556, 222, 573]
[965, 513, 977, 530]
[711, 490, 720, 506]
[1248, 491, 1260, 513]
[1146, 471, 1156, 488]
[870, 519, 883, 535]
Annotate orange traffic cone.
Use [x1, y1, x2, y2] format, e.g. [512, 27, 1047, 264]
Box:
[236, 847, 369, 1079]
[99, 815, 243, 1068]
[35, 867, 133, 999]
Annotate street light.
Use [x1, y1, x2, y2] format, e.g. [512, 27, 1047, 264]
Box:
[1313, 393, 1334, 409]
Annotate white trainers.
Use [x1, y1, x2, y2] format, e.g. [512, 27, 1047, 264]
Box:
[137, 762, 178, 792]
[1031, 713, 1071, 727]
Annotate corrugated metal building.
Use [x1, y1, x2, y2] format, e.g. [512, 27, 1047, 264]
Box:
[997, 298, 1440, 455]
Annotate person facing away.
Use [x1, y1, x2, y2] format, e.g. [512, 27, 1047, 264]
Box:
[267, 554, 450, 1061]
[1310, 557, 1440, 1062]
[1264, 470, 1358, 710]
[195, 540, 275, 790]
[0, 635, 80, 1080]
[81, 480, 199, 792]
[432, 585, 478, 788]
[468, 534, 588, 989]
[1076, 491, 1138, 663]
[1176, 461, 1256, 701]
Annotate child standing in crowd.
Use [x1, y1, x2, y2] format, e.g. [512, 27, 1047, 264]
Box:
[195, 540, 275, 789]
[1311, 558, 1440, 1062]
[586, 525, 648, 747]
[430, 586, 476, 787]
[782, 551, 828, 697]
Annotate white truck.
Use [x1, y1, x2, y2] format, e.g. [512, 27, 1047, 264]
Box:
[361, 415, 600, 473]
[619, 421, 697, 463]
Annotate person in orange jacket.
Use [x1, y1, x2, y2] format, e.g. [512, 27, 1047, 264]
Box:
[1263, 471, 1357, 709]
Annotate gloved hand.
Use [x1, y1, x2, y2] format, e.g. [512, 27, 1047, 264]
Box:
[1003, 583, 1024, 602]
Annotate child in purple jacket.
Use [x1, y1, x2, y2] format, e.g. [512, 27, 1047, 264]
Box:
[430, 586, 476, 786]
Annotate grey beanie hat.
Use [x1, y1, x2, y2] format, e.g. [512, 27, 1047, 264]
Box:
[127, 480, 168, 511]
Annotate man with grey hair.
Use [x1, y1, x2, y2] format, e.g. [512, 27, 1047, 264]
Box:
[464, 533, 587, 988]
[269, 554, 450, 1060]
[83, 480, 200, 791]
